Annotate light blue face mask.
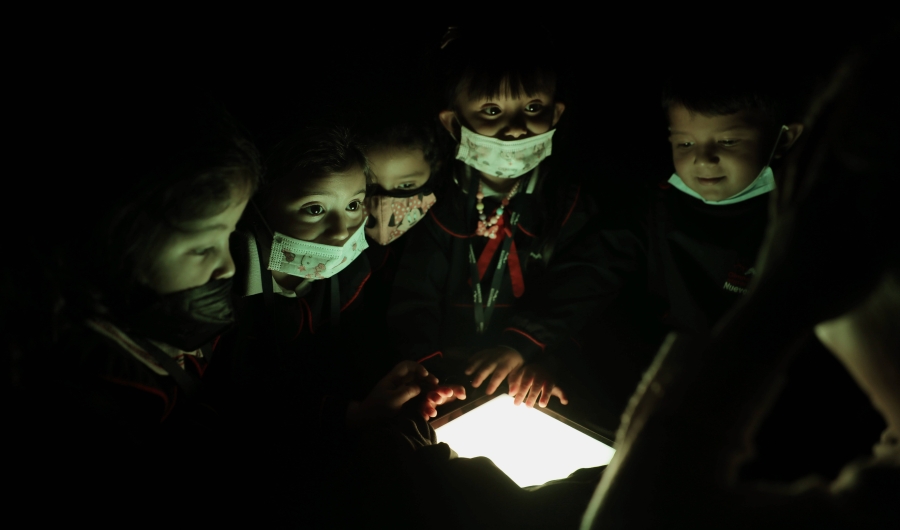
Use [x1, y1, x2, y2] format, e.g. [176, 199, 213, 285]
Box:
[669, 125, 788, 206]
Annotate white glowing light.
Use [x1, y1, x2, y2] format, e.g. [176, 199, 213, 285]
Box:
[434, 393, 616, 488]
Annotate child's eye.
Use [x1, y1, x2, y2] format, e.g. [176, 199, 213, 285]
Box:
[302, 204, 325, 216]
[525, 103, 544, 112]
[674, 141, 693, 149]
[719, 139, 739, 146]
[481, 106, 501, 116]
[192, 247, 214, 256]
[347, 200, 362, 211]
[396, 182, 417, 190]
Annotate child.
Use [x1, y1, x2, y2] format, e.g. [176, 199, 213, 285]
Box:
[584, 42, 899, 528]
[356, 111, 445, 389]
[388, 27, 595, 409]
[541, 70, 804, 425]
[361, 110, 442, 247]
[210, 123, 462, 426]
[10, 95, 262, 518]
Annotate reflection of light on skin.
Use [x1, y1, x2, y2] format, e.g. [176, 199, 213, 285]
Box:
[435, 394, 616, 487]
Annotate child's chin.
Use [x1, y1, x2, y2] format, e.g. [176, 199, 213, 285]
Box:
[695, 189, 731, 202]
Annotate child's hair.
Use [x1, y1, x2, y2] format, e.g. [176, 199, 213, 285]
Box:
[436, 26, 563, 109]
[661, 68, 796, 127]
[52, 95, 261, 320]
[259, 124, 368, 206]
[358, 107, 444, 181]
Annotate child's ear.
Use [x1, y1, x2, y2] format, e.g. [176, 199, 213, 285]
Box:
[551, 102, 566, 127]
[438, 110, 458, 140]
[774, 123, 805, 159]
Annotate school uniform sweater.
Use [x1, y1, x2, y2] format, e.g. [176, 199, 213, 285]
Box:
[387, 164, 596, 367]
[542, 181, 771, 416]
[9, 319, 238, 520]
[207, 229, 381, 435]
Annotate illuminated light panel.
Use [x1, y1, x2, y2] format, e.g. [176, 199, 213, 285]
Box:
[435, 393, 615, 487]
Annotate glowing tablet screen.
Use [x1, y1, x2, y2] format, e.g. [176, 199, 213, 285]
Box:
[434, 394, 615, 487]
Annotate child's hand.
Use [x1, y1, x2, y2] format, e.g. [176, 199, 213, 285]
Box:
[347, 361, 438, 428]
[420, 385, 467, 420]
[465, 346, 524, 395]
[508, 363, 569, 408]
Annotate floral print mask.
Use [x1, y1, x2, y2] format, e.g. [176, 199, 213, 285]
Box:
[364, 192, 437, 245]
[456, 125, 555, 179]
[268, 220, 369, 280]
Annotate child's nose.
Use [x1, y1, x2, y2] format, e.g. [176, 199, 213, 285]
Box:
[212, 250, 237, 281]
[501, 113, 529, 139]
[695, 144, 720, 165]
[323, 211, 352, 245]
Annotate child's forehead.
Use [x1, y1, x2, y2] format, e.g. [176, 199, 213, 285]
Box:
[456, 77, 556, 105]
[275, 166, 367, 197]
[668, 105, 766, 134]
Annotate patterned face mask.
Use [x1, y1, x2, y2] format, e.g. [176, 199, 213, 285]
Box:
[455, 125, 555, 179]
[268, 220, 369, 280]
[364, 190, 437, 245]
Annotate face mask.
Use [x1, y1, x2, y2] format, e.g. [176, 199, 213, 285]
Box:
[268, 220, 368, 280]
[364, 183, 437, 245]
[669, 125, 788, 206]
[120, 278, 235, 352]
[455, 125, 554, 179]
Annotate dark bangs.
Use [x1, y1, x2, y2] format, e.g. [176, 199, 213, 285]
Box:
[455, 63, 558, 104]
[661, 69, 792, 126]
[259, 125, 368, 205]
[439, 27, 561, 107]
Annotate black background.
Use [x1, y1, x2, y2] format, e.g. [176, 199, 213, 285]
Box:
[21, 15, 892, 482]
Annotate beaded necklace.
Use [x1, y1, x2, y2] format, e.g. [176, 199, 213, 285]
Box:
[475, 180, 521, 239]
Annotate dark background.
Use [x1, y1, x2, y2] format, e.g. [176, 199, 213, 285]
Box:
[21, 16, 890, 482]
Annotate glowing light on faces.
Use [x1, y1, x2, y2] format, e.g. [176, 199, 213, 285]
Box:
[668, 106, 770, 202]
[367, 146, 431, 192]
[265, 168, 367, 246]
[144, 192, 249, 295]
[450, 82, 563, 140]
[435, 394, 615, 487]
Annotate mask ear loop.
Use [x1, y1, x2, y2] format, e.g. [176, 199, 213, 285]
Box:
[765, 125, 791, 168]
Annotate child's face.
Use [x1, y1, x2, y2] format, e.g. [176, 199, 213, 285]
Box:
[668, 105, 771, 201]
[265, 166, 367, 246]
[367, 146, 430, 192]
[440, 80, 565, 141]
[144, 189, 249, 295]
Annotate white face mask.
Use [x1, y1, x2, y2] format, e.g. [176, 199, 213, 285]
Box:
[669, 125, 788, 206]
[456, 125, 554, 179]
[268, 221, 369, 280]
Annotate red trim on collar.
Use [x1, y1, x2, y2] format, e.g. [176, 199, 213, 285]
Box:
[516, 223, 535, 237]
[185, 355, 206, 378]
[429, 209, 474, 239]
[561, 185, 581, 227]
[300, 297, 314, 336]
[417, 351, 443, 364]
[342, 271, 372, 311]
[503, 327, 546, 351]
[97, 374, 172, 421]
[291, 297, 308, 340]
